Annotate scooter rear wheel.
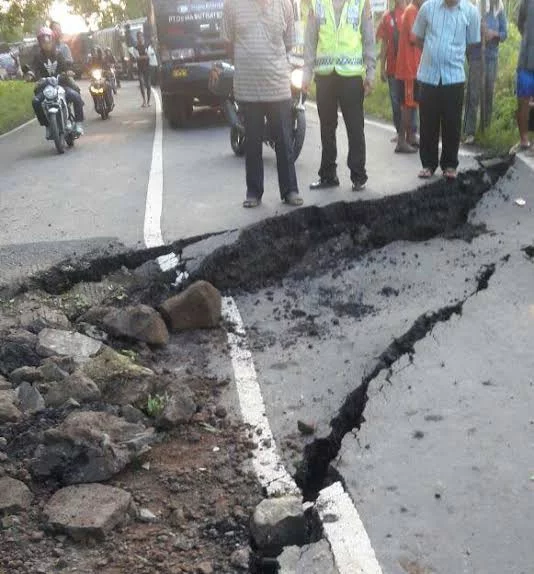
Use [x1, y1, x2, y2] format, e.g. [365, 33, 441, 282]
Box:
[230, 126, 246, 156]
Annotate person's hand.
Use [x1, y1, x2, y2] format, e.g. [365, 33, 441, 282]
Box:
[66, 70, 75, 78]
[364, 78, 374, 97]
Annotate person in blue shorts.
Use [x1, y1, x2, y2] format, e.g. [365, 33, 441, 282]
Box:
[517, 0, 534, 149]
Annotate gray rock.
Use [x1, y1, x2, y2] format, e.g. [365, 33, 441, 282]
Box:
[31, 411, 155, 484]
[19, 307, 70, 334]
[39, 360, 68, 382]
[0, 437, 7, 449]
[0, 375, 12, 390]
[156, 384, 196, 429]
[9, 366, 43, 386]
[121, 405, 149, 425]
[160, 281, 222, 332]
[15, 382, 45, 413]
[45, 483, 133, 541]
[278, 540, 336, 574]
[36, 329, 102, 359]
[0, 330, 40, 377]
[103, 305, 169, 346]
[0, 390, 22, 423]
[138, 508, 157, 523]
[102, 374, 155, 409]
[44, 371, 101, 408]
[250, 496, 306, 556]
[230, 547, 250, 570]
[81, 346, 154, 391]
[0, 477, 33, 514]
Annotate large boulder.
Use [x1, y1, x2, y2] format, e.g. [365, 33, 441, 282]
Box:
[44, 371, 101, 408]
[103, 305, 169, 346]
[31, 411, 155, 484]
[19, 307, 70, 334]
[160, 281, 222, 332]
[45, 483, 133, 541]
[0, 477, 33, 514]
[37, 329, 102, 359]
[0, 390, 22, 423]
[0, 330, 40, 377]
[155, 384, 196, 429]
[250, 496, 306, 556]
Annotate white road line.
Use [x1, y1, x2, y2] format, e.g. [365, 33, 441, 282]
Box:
[0, 117, 37, 141]
[221, 296, 300, 497]
[317, 482, 384, 574]
[143, 88, 179, 270]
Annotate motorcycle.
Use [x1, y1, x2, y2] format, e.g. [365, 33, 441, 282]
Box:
[89, 68, 114, 120]
[37, 76, 79, 155]
[209, 59, 307, 161]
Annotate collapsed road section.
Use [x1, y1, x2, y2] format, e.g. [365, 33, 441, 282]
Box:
[1, 156, 533, 574]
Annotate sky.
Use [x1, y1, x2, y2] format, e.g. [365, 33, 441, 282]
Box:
[49, 0, 88, 34]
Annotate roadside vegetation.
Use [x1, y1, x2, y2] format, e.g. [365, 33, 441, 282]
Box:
[0, 81, 34, 135]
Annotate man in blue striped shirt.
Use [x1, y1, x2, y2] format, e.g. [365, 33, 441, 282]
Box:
[413, 0, 481, 179]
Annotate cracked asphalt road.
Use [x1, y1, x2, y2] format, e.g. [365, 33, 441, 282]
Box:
[1, 79, 533, 574]
[232, 160, 534, 573]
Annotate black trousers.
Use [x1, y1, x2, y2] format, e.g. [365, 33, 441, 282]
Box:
[242, 100, 298, 200]
[418, 81, 464, 171]
[315, 73, 366, 184]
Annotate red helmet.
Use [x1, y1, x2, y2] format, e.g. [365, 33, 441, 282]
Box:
[37, 27, 54, 42]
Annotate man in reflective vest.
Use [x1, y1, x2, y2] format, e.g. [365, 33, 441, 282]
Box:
[303, 0, 376, 191]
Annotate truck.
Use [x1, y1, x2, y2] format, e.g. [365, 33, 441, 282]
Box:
[146, 0, 228, 127]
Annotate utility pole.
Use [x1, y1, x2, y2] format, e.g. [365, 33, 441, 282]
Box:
[480, 0, 487, 134]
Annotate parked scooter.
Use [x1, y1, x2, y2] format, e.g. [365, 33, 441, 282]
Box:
[89, 68, 114, 120]
[209, 59, 307, 161]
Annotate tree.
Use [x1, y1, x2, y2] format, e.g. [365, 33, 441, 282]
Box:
[67, 0, 147, 28]
[0, 0, 51, 41]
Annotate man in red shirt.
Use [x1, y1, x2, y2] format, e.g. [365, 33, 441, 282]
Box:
[376, 0, 407, 140]
[395, 0, 424, 152]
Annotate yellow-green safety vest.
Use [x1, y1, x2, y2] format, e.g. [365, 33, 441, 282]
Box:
[312, 0, 365, 77]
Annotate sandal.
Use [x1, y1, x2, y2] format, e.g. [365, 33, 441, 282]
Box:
[283, 192, 303, 207]
[418, 168, 435, 179]
[243, 197, 261, 208]
[443, 168, 457, 180]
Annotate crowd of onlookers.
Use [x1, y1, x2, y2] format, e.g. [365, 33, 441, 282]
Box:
[376, 0, 534, 155]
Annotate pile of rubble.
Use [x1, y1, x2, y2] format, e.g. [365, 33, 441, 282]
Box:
[0, 280, 265, 573]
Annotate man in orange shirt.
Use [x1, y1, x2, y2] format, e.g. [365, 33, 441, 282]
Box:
[395, 0, 424, 153]
[377, 0, 407, 140]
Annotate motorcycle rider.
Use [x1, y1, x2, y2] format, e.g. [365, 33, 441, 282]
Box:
[89, 46, 114, 109]
[31, 27, 84, 136]
[50, 21, 73, 63]
[104, 47, 120, 88]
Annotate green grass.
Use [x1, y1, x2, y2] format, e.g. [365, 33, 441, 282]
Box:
[0, 80, 35, 135]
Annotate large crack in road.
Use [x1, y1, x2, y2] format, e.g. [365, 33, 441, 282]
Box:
[3, 155, 530, 573]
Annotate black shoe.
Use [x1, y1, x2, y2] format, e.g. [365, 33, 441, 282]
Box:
[352, 179, 367, 192]
[309, 177, 340, 190]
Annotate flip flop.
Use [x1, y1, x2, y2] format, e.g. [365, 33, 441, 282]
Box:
[443, 168, 457, 180]
[418, 168, 435, 179]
